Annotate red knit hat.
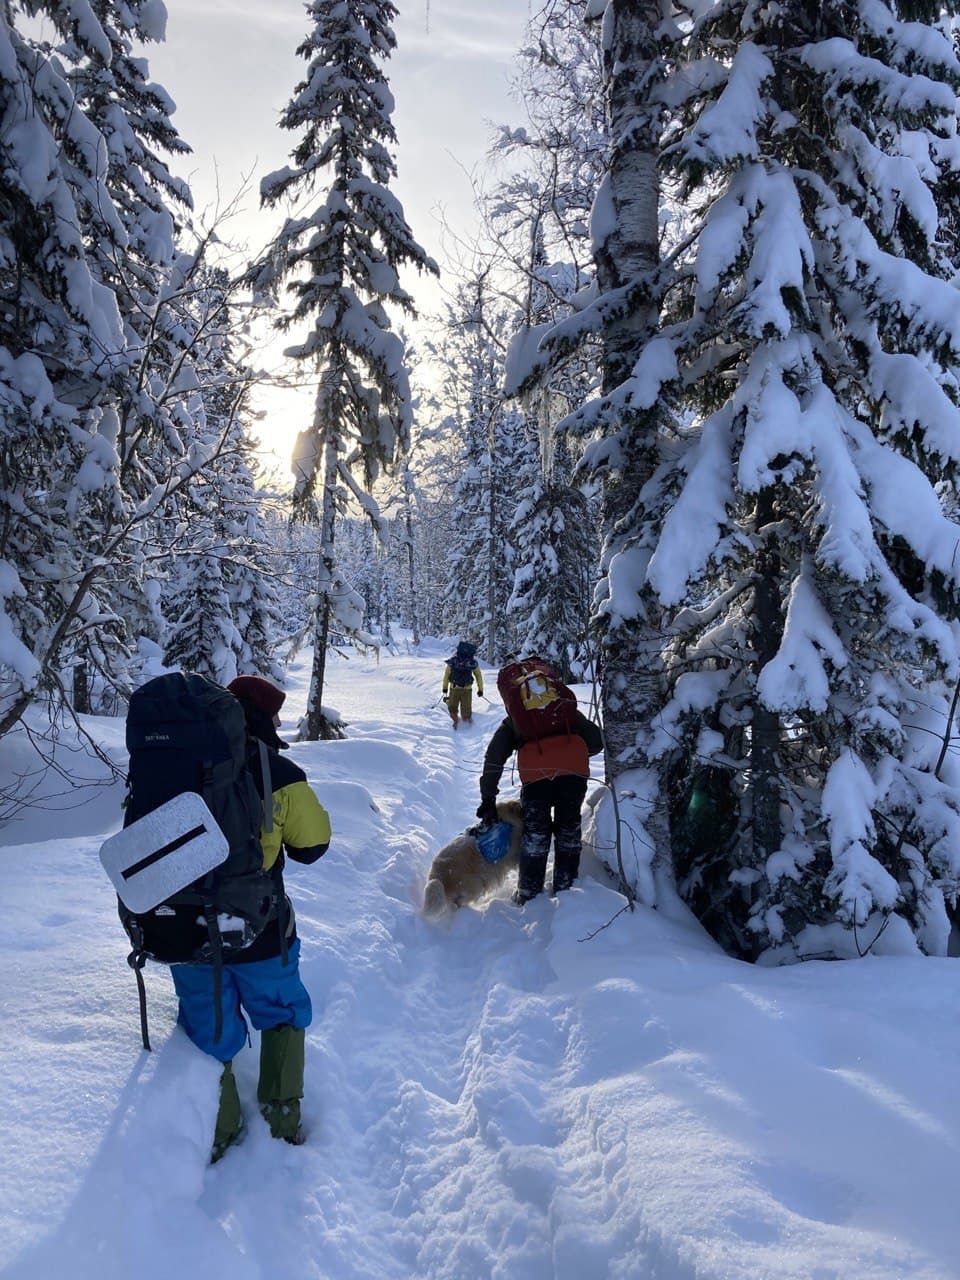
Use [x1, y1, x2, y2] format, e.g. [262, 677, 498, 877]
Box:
[227, 675, 286, 718]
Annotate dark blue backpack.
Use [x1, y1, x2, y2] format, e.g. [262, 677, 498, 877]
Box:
[448, 642, 477, 686]
[119, 672, 276, 1046]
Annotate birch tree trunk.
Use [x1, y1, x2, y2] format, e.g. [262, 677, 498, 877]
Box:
[592, 1, 670, 858]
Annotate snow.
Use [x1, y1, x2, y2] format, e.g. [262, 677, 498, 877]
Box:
[757, 566, 848, 714]
[676, 42, 772, 169]
[648, 404, 734, 605]
[3, 646, 960, 1279]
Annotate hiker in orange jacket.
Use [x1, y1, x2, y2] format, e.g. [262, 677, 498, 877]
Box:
[477, 674, 601, 904]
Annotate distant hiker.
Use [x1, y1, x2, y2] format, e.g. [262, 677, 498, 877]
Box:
[477, 656, 602, 904]
[176, 675, 331, 1160]
[442, 640, 484, 728]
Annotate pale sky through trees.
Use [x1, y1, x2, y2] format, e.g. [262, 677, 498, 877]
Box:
[149, 0, 531, 477]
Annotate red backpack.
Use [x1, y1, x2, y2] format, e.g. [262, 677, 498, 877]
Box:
[497, 657, 578, 741]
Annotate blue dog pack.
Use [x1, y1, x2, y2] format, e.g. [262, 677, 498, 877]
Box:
[474, 820, 512, 864]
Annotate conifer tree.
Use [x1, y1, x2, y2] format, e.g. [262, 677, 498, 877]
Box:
[69, 0, 194, 701]
[222, 466, 287, 684]
[157, 263, 283, 685]
[652, 0, 960, 958]
[501, 222, 598, 678]
[253, 0, 437, 739]
[162, 543, 239, 684]
[438, 275, 522, 662]
[0, 1, 203, 730]
[509, 423, 593, 679]
[582, 0, 676, 870]
[401, 419, 456, 642]
[390, 461, 424, 646]
[0, 2, 128, 735]
[378, 409, 442, 648]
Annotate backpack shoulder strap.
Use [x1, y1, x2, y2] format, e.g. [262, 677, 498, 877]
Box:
[257, 739, 273, 835]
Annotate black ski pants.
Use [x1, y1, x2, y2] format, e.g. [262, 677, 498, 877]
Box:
[518, 773, 589, 897]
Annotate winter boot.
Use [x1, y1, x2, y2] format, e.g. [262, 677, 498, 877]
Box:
[551, 852, 580, 894]
[258, 1024, 306, 1143]
[513, 853, 547, 905]
[552, 824, 582, 894]
[211, 1061, 244, 1164]
[551, 867, 578, 894]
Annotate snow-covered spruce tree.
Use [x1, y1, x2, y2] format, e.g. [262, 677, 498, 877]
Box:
[498, 228, 596, 677]
[66, 0, 194, 705]
[335, 517, 377, 630]
[495, 0, 609, 461]
[371, 334, 433, 645]
[583, 0, 679, 889]
[160, 270, 284, 686]
[253, 0, 437, 740]
[197, 274, 284, 683]
[266, 512, 319, 651]
[0, 2, 131, 735]
[436, 274, 522, 663]
[401, 416, 457, 641]
[377, 463, 432, 648]
[69, 0, 191, 310]
[650, 0, 960, 959]
[161, 542, 238, 683]
[509, 415, 594, 679]
[70, 0, 192, 508]
[487, 402, 524, 663]
[222, 457, 287, 685]
[385, 458, 423, 645]
[0, 2, 204, 726]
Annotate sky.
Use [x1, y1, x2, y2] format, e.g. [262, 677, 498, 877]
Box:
[3, 642, 960, 1279]
[146, 1, 534, 476]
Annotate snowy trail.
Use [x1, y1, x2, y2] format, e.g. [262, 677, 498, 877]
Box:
[195, 654, 651, 1278]
[205, 654, 684, 1278]
[5, 649, 960, 1280]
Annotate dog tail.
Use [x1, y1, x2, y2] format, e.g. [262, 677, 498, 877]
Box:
[422, 877, 449, 917]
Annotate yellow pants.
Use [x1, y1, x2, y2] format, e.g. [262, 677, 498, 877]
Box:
[447, 686, 474, 722]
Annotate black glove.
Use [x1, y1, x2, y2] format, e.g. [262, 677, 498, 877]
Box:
[476, 799, 498, 825]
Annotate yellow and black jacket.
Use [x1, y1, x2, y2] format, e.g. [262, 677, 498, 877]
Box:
[232, 703, 331, 963]
[259, 749, 331, 871]
[442, 663, 484, 694]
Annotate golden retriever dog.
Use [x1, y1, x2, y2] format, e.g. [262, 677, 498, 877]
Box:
[423, 799, 523, 915]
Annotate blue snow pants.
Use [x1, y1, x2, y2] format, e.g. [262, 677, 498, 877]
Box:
[171, 939, 312, 1063]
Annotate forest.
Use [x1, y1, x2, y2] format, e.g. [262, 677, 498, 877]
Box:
[4, 0, 960, 964]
